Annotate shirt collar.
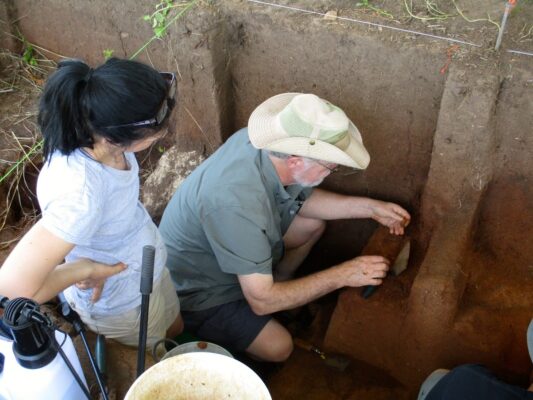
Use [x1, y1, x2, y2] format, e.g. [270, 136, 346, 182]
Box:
[260, 150, 292, 202]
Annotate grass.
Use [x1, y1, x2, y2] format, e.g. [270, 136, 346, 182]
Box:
[356, 0, 394, 19]
[353, 0, 502, 30]
[403, 0, 453, 21]
[0, 48, 55, 248]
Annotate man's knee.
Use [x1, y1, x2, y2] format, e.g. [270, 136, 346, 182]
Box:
[246, 319, 294, 362]
[266, 332, 293, 362]
[284, 216, 326, 249]
[310, 218, 326, 240]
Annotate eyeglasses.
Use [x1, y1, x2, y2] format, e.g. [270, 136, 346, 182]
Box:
[315, 160, 339, 173]
[314, 160, 361, 176]
[104, 72, 177, 129]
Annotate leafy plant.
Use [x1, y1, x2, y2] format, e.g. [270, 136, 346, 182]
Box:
[22, 43, 38, 66]
[132, 0, 197, 59]
[103, 49, 114, 60]
[143, 0, 180, 38]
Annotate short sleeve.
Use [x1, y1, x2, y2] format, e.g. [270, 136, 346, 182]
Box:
[39, 171, 105, 245]
[202, 207, 272, 275]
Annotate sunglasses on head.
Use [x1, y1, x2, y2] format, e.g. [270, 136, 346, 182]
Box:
[104, 72, 177, 129]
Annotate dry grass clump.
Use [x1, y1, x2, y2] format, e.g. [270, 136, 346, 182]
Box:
[0, 48, 55, 249]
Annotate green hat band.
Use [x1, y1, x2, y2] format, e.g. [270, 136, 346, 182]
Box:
[279, 102, 348, 145]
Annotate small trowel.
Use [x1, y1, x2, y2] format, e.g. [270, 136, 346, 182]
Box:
[361, 239, 411, 299]
[293, 338, 351, 372]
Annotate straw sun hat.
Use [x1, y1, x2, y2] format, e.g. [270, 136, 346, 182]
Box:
[248, 93, 370, 169]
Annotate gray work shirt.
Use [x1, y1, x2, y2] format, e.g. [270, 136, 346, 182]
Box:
[159, 128, 312, 311]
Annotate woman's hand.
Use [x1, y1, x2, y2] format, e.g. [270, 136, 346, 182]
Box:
[75, 260, 127, 303]
[370, 200, 411, 235]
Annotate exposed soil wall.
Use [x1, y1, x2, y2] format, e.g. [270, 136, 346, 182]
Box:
[224, 3, 444, 249]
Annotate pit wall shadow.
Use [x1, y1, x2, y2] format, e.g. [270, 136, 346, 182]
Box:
[7, 0, 533, 396]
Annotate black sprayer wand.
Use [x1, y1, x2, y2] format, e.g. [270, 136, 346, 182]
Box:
[136, 245, 155, 378]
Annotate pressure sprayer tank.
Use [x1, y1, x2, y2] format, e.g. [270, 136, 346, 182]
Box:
[0, 297, 87, 400]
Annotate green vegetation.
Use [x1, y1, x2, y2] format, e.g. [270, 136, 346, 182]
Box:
[132, 0, 197, 59]
[353, 0, 502, 29]
[22, 42, 38, 66]
[403, 0, 452, 21]
[356, 0, 394, 19]
[0, 1, 199, 242]
[143, 0, 179, 38]
[103, 49, 114, 60]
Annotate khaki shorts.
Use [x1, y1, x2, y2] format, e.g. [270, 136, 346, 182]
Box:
[69, 268, 180, 348]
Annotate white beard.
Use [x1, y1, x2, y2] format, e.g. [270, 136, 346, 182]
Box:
[293, 170, 325, 188]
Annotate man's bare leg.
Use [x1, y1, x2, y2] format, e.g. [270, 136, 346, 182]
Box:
[274, 215, 325, 282]
[245, 319, 293, 362]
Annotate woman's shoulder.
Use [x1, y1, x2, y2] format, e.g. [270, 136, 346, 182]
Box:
[46, 149, 103, 174]
[39, 150, 107, 197]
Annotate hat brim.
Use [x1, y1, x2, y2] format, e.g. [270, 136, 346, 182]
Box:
[248, 93, 370, 169]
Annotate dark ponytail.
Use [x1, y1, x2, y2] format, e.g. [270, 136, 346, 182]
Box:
[38, 58, 168, 161]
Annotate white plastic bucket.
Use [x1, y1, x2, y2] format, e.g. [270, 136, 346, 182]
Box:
[161, 341, 233, 361]
[125, 352, 272, 400]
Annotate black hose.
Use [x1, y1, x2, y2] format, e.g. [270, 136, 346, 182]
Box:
[79, 330, 109, 400]
[58, 292, 108, 400]
[49, 328, 92, 400]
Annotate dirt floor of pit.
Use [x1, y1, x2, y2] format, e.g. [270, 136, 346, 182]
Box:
[68, 295, 413, 400]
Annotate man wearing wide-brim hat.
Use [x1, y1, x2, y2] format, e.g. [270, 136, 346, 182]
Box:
[159, 93, 411, 362]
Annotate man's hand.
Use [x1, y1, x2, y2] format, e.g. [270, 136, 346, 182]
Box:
[75, 260, 127, 303]
[238, 255, 390, 315]
[337, 255, 390, 287]
[370, 200, 411, 235]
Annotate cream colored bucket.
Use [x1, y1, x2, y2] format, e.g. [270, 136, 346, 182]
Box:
[160, 341, 233, 361]
[124, 352, 272, 400]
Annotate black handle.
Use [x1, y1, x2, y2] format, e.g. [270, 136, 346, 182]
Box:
[361, 285, 378, 299]
[137, 245, 155, 377]
[140, 245, 155, 295]
[95, 334, 106, 382]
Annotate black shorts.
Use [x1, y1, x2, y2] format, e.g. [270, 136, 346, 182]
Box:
[181, 299, 271, 353]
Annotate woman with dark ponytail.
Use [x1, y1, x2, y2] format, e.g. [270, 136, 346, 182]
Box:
[0, 58, 183, 347]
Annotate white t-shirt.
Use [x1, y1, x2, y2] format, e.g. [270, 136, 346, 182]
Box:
[37, 149, 166, 316]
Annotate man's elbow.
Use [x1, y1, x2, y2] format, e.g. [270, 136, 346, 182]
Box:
[246, 296, 273, 316]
